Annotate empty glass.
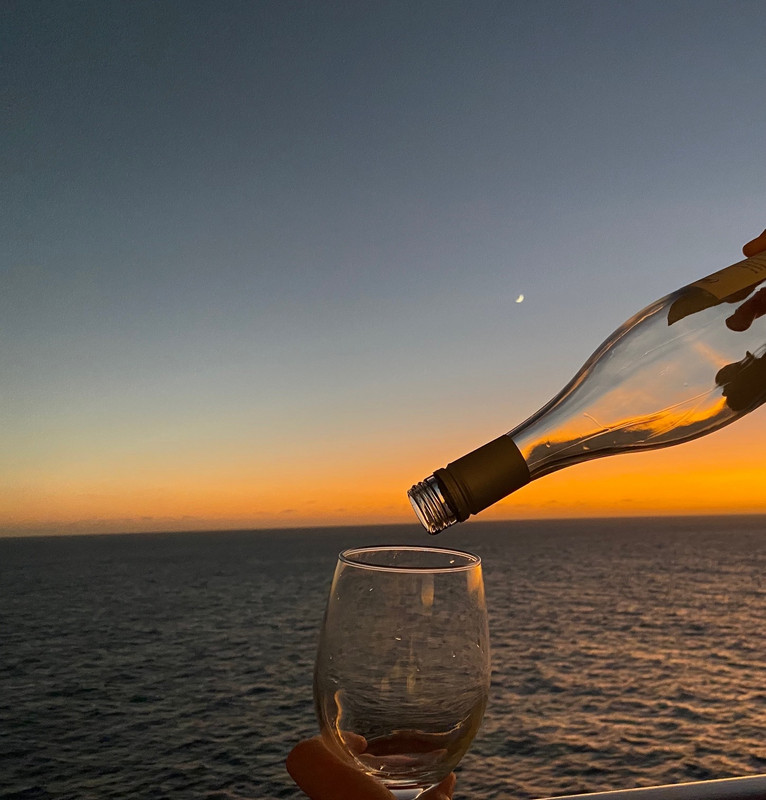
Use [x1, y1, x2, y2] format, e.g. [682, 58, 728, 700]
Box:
[314, 546, 491, 799]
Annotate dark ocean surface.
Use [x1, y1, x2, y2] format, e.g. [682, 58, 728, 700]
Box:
[3, 517, 766, 799]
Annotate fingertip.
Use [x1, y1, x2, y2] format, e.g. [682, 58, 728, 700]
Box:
[743, 229, 766, 258]
[344, 731, 368, 755]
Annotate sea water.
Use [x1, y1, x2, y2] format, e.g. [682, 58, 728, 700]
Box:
[2, 517, 766, 799]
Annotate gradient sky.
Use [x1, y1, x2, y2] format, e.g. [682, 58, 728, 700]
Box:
[3, 0, 766, 535]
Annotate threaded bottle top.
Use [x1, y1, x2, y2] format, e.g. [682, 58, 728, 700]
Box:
[407, 475, 458, 534]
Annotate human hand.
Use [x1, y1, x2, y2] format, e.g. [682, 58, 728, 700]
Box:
[725, 228, 766, 332]
[286, 737, 456, 800]
[742, 229, 766, 258]
[714, 227, 766, 410]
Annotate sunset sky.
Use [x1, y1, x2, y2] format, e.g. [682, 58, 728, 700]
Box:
[3, 1, 766, 536]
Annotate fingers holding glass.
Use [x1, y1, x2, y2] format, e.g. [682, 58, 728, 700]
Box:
[286, 736, 395, 800]
[287, 735, 457, 800]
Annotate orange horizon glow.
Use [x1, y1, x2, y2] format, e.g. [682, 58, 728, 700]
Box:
[4, 411, 766, 537]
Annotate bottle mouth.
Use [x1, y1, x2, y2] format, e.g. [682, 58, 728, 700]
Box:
[407, 475, 458, 534]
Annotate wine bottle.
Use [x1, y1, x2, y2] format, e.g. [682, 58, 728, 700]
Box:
[408, 250, 766, 533]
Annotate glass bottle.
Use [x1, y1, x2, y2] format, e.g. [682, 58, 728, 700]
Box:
[408, 250, 766, 533]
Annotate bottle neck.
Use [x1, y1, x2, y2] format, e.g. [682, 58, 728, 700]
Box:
[408, 436, 531, 534]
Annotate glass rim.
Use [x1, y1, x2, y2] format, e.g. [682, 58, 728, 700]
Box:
[338, 545, 481, 573]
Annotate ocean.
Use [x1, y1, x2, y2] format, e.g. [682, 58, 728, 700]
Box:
[3, 516, 766, 799]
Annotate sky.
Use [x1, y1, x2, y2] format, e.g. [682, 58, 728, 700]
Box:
[3, 0, 766, 536]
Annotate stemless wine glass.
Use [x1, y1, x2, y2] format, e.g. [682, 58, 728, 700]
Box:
[314, 546, 491, 799]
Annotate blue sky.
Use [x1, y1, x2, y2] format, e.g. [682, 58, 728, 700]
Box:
[3, 1, 766, 534]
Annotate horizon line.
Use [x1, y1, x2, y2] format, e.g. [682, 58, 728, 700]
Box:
[3, 511, 766, 540]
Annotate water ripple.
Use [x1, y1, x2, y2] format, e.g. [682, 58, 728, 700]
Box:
[2, 518, 766, 798]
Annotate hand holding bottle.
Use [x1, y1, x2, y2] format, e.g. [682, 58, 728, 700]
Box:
[409, 226, 766, 533]
[727, 229, 766, 331]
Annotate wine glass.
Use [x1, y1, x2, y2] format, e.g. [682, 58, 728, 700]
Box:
[314, 546, 491, 799]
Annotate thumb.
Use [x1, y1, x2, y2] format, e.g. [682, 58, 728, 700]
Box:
[286, 737, 393, 800]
